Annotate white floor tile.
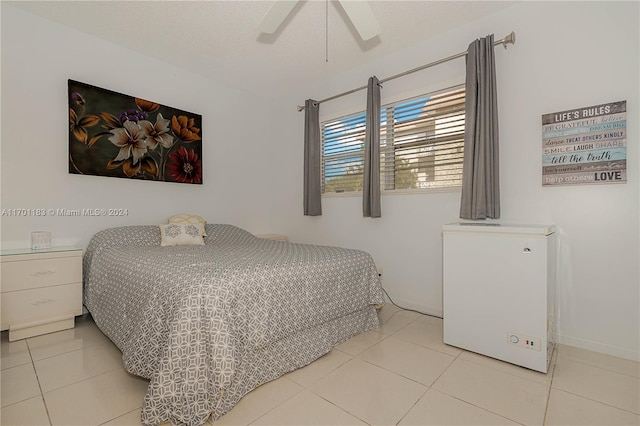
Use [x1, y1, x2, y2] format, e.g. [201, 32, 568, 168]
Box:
[433, 358, 548, 425]
[545, 388, 640, 425]
[360, 336, 455, 386]
[252, 390, 367, 425]
[1, 363, 41, 407]
[376, 304, 402, 324]
[334, 329, 387, 356]
[100, 408, 142, 425]
[378, 309, 420, 335]
[0, 396, 50, 426]
[43, 369, 148, 426]
[309, 358, 426, 426]
[1, 334, 32, 370]
[27, 317, 113, 362]
[3, 309, 637, 426]
[35, 342, 124, 392]
[393, 317, 462, 356]
[286, 349, 352, 387]
[458, 349, 553, 385]
[557, 344, 640, 378]
[213, 377, 302, 426]
[552, 356, 640, 414]
[399, 389, 520, 425]
[414, 314, 445, 327]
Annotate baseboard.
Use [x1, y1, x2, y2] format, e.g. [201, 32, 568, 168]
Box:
[384, 295, 638, 362]
[385, 296, 443, 318]
[557, 334, 640, 362]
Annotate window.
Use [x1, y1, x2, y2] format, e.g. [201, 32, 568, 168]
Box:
[321, 85, 465, 194]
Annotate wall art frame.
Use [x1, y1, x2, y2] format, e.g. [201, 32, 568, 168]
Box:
[68, 79, 203, 184]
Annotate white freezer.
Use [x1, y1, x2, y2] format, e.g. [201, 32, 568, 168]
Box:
[442, 222, 556, 373]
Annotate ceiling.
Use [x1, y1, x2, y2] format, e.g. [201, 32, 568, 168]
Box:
[8, 0, 517, 98]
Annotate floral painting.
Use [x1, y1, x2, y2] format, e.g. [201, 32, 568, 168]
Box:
[68, 80, 202, 184]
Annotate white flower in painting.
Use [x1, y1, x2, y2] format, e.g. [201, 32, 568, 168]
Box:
[139, 113, 174, 151]
[108, 120, 148, 164]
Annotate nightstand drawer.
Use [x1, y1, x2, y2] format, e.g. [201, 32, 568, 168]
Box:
[2, 255, 82, 292]
[1, 283, 83, 330]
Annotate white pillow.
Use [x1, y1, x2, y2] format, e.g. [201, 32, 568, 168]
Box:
[168, 214, 207, 236]
[159, 223, 205, 247]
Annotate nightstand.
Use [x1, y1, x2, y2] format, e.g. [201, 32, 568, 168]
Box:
[1, 247, 83, 341]
[256, 234, 288, 242]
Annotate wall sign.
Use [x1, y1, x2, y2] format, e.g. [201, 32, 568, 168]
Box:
[542, 100, 626, 186]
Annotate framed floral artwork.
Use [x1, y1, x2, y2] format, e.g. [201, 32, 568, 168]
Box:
[68, 79, 203, 184]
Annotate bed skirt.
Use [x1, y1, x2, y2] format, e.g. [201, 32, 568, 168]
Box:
[141, 305, 381, 426]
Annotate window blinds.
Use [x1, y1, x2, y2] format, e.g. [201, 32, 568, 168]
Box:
[322, 84, 465, 194]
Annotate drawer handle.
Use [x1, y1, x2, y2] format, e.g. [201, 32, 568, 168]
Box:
[31, 298, 56, 306]
[30, 270, 56, 277]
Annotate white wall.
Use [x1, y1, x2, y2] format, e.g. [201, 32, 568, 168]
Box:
[2, 2, 638, 361]
[0, 4, 288, 249]
[277, 1, 640, 361]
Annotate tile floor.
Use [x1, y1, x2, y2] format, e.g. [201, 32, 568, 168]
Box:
[1, 306, 639, 426]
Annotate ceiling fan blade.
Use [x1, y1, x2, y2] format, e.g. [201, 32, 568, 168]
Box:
[258, 1, 299, 34]
[337, 0, 381, 41]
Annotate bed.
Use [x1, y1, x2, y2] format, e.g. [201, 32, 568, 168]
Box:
[83, 224, 384, 426]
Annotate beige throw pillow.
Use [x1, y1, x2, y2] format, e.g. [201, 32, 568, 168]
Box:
[159, 223, 205, 246]
[168, 214, 207, 236]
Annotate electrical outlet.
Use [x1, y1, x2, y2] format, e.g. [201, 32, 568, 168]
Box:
[507, 332, 541, 351]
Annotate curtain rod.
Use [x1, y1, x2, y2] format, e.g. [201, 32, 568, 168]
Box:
[297, 31, 516, 112]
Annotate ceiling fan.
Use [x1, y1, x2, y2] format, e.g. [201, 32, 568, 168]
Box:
[258, 0, 381, 41]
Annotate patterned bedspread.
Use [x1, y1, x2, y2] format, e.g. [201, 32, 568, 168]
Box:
[83, 224, 384, 426]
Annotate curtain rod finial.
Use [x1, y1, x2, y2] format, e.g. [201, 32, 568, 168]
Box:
[297, 105, 305, 112]
[503, 31, 516, 49]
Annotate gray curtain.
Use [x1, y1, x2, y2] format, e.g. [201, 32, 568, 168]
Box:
[363, 76, 381, 218]
[460, 34, 500, 220]
[303, 99, 322, 216]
